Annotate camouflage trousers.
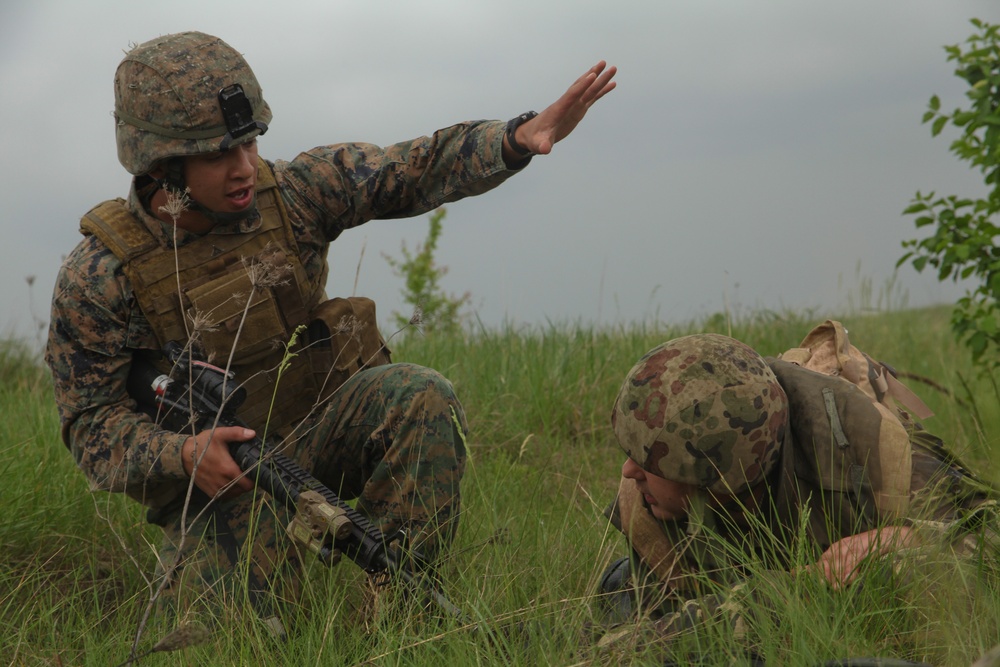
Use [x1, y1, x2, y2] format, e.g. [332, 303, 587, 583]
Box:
[155, 362, 468, 624]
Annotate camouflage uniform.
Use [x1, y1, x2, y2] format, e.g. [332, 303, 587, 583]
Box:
[602, 333, 997, 641]
[45, 32, 525, 624]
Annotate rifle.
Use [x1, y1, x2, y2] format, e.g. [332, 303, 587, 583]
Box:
[127, 342, 471, 623]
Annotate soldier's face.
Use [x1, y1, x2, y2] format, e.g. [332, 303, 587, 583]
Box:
[183, 139, 259, 214]
[622, 457, 696, 521]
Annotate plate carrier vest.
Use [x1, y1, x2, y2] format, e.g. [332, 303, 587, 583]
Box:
[79, 158, 390, 436]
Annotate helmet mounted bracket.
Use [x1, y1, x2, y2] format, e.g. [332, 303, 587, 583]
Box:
[218, 83, 268, 151]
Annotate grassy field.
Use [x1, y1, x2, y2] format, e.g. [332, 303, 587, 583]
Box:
[2, 306, 999, 666]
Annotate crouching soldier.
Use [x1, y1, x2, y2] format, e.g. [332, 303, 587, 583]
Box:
[45, 30, 616, 634]
[598, 324, 998, 652]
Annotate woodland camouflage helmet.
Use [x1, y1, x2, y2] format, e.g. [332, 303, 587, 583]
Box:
[113, 31, 271, 175]
[612, 334, 788, 496]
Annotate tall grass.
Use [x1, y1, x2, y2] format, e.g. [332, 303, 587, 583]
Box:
[2, 306, 998, 665]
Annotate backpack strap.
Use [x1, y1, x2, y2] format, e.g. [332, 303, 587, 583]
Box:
[862, 352, 934, 420]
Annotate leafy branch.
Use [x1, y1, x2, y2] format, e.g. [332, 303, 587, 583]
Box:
[383, 207, 470, 334]
[898, 18, 1000, 368]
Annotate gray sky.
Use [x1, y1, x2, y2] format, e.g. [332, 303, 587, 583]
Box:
[2, 0, 997, 344]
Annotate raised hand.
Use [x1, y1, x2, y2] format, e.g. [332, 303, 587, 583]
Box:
[505, 61, 618, 159]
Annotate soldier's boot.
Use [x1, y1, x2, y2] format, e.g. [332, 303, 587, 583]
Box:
[597, 556, 637, 625]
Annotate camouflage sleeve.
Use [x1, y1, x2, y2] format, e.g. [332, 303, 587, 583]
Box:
[273, 120, 518, 239]
[45, 236, 188, 497]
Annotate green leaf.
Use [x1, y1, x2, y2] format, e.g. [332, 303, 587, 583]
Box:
[990, 273, 1000, 293]
[969, 331, 987, 357]
[953, 111, 976, 126]
[979, 313, 999, 334]
[931, 116, 949, 136]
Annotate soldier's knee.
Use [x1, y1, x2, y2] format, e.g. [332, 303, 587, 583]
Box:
[393, 364, 466, 425]
[408, 364, 458, 400]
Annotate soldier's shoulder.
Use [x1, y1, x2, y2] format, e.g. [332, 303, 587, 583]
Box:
[54, 232, 129, 307]
[61, 232, 123, 278]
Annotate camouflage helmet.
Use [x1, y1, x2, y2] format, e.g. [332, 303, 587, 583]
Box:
[113, 31, 271, 175]
[611, 334, 788, 496]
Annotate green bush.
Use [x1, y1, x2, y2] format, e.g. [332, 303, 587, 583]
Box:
[899, 18, 1000, 370]
[383, 207, 470, 334]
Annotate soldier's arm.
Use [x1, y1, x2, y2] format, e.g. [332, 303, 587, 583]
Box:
[274, 60, 616, 240]
[274, 119, 518, 240]
[45, 239, 189, 495]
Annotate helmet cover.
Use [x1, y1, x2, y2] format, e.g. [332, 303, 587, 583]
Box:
[113, 31, 271, 175]
[612, 334, 788, 495]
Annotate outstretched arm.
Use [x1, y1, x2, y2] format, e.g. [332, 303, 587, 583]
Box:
[502, 60, 617, 162]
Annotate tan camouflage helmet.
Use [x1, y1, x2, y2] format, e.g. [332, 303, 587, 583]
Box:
[113, 31, 271, 175]
[612, 334, 788, 495]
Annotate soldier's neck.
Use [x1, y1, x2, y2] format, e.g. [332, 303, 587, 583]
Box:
[148, 187, 215, 234]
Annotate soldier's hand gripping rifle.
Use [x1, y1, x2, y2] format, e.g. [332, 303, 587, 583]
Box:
[127, 343, 470, 623]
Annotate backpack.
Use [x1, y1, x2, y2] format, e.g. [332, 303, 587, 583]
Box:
[778, 320, 933, 422]
[775, 320, 990, 522]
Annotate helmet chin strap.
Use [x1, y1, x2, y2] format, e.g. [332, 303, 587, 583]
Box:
[155, 158, 260, 226]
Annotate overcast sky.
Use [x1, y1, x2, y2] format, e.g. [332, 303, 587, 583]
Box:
[2, 0, 997, 345]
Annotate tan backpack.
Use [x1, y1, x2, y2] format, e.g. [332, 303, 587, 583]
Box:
[778, 320, 994, 518]
[780, 320, 996, 539]
[778, 320, 933, 421]
[776, 320, 937, 519]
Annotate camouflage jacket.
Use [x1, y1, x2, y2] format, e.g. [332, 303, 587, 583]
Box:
[46, 121, 518, 500]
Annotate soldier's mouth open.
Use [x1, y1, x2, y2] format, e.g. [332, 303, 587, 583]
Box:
[228, 188, 253, 208]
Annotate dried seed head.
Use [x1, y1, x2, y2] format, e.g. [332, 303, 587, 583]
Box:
[242, 244, 292, 288]
[158, 187, 191, 222]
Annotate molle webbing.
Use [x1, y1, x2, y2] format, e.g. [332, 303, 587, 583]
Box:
[82, 198, 158, 261]
[79, 159, 324, 432]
